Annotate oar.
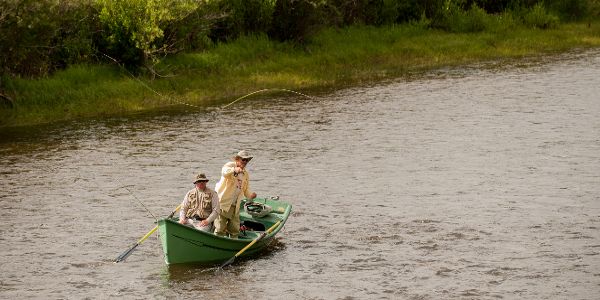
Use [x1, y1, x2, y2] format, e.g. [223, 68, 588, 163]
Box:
[114, 204, 181, 263]
[221, 220, 282, 268]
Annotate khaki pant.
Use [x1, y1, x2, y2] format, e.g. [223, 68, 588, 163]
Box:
[182, 218, 213, 233]
[214, 204, 240, 238]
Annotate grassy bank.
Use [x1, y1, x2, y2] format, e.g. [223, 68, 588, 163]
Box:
[2, 21, 600, 128]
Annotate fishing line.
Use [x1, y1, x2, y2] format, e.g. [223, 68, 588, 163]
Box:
[100, 53, 202, 110]
[100, 52, 314, 112]
[123, 186, 158, 221]
[221, 88, 313, 109]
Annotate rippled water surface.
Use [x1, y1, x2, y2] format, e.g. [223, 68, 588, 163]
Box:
[1, 50, 599, 299]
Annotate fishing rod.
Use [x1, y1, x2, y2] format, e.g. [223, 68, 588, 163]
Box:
[123, 186, 157, 221]
[100, 52, 313, 111]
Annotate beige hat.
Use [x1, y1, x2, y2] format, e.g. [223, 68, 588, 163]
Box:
[234, 150, 253, 160]
[193, 173, 209, 183]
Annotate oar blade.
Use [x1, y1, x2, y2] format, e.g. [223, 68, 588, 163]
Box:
[113, 205, 180, 263]
[220, 256, 236, 268]
[115, 243, 139, 263]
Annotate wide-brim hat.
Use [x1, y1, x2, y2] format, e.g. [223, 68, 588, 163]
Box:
[193, 173, 209, 183]
[233, 150, 253, 160]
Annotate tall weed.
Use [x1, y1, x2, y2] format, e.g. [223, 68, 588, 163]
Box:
[523, 3, 559, 29]
[431, 3, 492, 33]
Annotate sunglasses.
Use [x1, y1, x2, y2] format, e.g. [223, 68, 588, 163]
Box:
[241, 158, 251, 162]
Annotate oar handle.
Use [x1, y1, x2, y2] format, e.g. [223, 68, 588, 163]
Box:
[137, 204, 181, 244]
[168, 204, 182, 219]
[234, 220, 281, 258]
[137, 204, 181, 243]
[137, 226, 158, 244]
[221, 220, 281, 268]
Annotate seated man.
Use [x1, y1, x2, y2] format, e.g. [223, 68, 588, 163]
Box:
[179, 172, 220, 232]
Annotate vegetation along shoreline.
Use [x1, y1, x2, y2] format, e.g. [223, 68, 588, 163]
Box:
[1, 1, 599, 129]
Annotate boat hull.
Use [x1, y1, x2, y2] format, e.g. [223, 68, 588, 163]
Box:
[158, 198, 291, 265]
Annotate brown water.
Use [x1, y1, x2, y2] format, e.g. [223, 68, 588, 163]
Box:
[1, 49, 599, 299]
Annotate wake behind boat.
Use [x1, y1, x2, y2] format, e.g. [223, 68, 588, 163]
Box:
[157, 197, 291, 265]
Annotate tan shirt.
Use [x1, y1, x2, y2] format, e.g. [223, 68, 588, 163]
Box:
[215, 161, 254, 213]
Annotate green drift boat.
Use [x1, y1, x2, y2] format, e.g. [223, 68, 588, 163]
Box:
[157, 197, 291, 265]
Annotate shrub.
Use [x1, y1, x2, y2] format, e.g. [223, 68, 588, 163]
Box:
[208, 0, 275, 42]
[95, 0, 200, 68]
[431, 2, 492, 33]
[469, 0, 513, 13]
[160, 2, 220, 53]
[269, 0, 324, 43]
[326, 0, 414, 26]
[545, 0, 590, 21]
[0, 0, 96, 77]
[523, 3, 559, 29]
[397, 0, 423, 23]
[463, 4, 490, 32]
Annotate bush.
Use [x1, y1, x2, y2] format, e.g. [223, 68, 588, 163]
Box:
[418, 0, 446, 21]
[0, 0, 96, 77]
[469, 0, 513, 13]
[523, 3, 559, 29]
[397, 0, 423, 23]
[95, 0, 200, 68]
[431, 2, 492, 33]
[592, 0, 600, 20]
[377, 0, 403, 25]
[545, 0, 590, 21]
[326, 0, 410, 26]
[160, 2, 220, 53]
[208, 0, 275, 42]
[463, 5, 490, 32]
[269, 0, 324, 43]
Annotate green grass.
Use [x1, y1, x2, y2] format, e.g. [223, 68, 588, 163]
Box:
[2, 21, 600, 128]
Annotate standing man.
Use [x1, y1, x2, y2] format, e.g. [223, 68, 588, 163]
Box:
[179, 172, 220, 232]
[214, 150, 257, 238]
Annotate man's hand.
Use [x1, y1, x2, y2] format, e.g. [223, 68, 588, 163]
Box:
[200, 219, 209, 227]
[179, 218, 187, 225]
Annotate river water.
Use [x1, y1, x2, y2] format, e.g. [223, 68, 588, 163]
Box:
[1, 49, 599, 299]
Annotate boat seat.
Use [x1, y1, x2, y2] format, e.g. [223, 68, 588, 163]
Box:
[241, 220, 265, 231]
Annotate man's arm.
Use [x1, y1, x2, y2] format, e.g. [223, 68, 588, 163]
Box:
[178, 191, 190, 224]
[243, 176, 257, 200]
[222, 162, 236, 178]
[205, 190, 220, 224]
